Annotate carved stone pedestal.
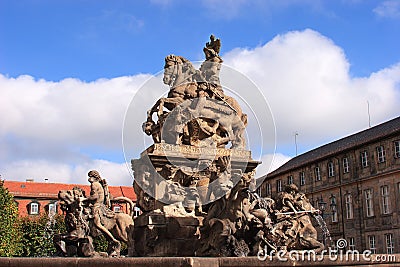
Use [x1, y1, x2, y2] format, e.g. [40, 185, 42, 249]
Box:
[131, 143, 260, 256]
[134, 212, 203, 256]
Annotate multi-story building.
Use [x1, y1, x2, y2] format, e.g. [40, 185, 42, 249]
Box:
[3, 179, 138, 217]
[260, 116, 400, 254]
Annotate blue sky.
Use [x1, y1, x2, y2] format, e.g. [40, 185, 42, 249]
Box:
[1, 1, 399, 80]
[0, 0, 399, 185]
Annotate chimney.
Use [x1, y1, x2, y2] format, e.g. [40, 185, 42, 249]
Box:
[26, 178, 34, 183]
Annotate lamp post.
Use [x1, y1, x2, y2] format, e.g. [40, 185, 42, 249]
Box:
[318, 199, 327, 215]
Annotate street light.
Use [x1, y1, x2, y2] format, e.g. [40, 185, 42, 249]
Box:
[330, 201, 337, 214]
[318, 198, 327, 215]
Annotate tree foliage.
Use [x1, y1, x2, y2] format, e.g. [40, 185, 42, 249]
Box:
[93, 234, 108, 252]
[0, 180, 21, 256]
[18, 213, 66, 257]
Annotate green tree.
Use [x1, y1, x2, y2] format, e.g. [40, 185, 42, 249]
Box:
[18, 213, 66, 257]
[93, 234, 128, 255]
[93, 234, 108, 252]
[0, 180, 21, 256]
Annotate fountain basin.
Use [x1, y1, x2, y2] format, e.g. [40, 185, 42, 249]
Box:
[1, 256, 399, 267]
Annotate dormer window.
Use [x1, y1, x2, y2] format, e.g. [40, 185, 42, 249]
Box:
[47, 202, 57, 215]
[113, 205, 121, 212]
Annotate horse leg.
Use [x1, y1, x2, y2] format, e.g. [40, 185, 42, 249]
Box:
[157, 98, 165, 117]
[93, 217, 121, 257]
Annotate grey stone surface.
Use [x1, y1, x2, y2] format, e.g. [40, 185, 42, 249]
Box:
[2, 256, 400, 267]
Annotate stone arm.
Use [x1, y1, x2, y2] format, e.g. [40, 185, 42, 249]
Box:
[82, 183, 104, 204]
[283, 197, 298, 213]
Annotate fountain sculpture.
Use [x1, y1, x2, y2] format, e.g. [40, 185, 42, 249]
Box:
[131, 35, 325, 256]
[55, 35, 325, 258]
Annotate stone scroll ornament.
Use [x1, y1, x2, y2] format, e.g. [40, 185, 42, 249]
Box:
[132, 35, 326, 257]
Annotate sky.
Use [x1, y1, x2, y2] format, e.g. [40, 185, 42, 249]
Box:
[0, 0, 399, 186]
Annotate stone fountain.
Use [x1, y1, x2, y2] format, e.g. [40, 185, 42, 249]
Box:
[53, 35, 326, 259]
[131, 35, 324, 257]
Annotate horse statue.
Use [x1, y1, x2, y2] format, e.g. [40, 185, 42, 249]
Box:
[266, 184, 325, 253]
[145, 54, 248, 149]
[285, 193, 325, 253]
[197, 168, 257, 257]
[148, 55, 198, 119]
[54, 187, 136, 257]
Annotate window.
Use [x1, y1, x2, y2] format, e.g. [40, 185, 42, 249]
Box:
[315, 167, 321, 181]
[395, 141, 400, 158]
[343, 157, 349, 173]
[385, 234, 394, 254]
[256, 186, 262, 197]
[266, 183, 271, 196]
[381, 185, 390, 214]
[113, 205, 121, 212]
[398, 183, 400, 207]
[345, 194, 353, 219]
[328, 162, 335, 177]
[330, 196, 338, 222]
[368, 235, 376, 254]
[29, 202, 39, 215]
[348, 237, 355, 251]
[377, 146, 386, 163]
[365, 189, 374, 217]
[48, 202, 57, 215]
[277, 180, 282, 192]
[299, 172, 305, 186]
[361, 151, 368, 167]
[287, 175, 293, 185]
[134, 206, 141, 217]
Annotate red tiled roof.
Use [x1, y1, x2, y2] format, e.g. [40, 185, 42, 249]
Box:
[3, 181, 136, 201]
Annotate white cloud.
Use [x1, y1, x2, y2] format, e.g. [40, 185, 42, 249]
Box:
[256, 153, 292, 178]
[1, 29, 399, 185]
[1, 159, 131, 186]
[0, 74, 150, 147]
[223, 29, 400, 155]
[373, 1, 400, 19]
[0, 74, 151, 184]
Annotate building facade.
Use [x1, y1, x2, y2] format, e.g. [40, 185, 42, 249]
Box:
[3, 180, 138, 217]
[260, 116, 400, 254]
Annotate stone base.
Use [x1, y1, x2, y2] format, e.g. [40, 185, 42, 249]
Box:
[2, 256, 400, 267]
[134, 212, 203, 256]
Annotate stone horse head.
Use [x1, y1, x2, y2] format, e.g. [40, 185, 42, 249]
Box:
[163, 54, 197, 87]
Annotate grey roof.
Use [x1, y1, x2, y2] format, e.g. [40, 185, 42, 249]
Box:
[266, 116, 400, 178]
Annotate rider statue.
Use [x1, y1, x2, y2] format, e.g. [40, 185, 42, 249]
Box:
[82, 170, 120, 251]
[199, 35, 224, 98]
